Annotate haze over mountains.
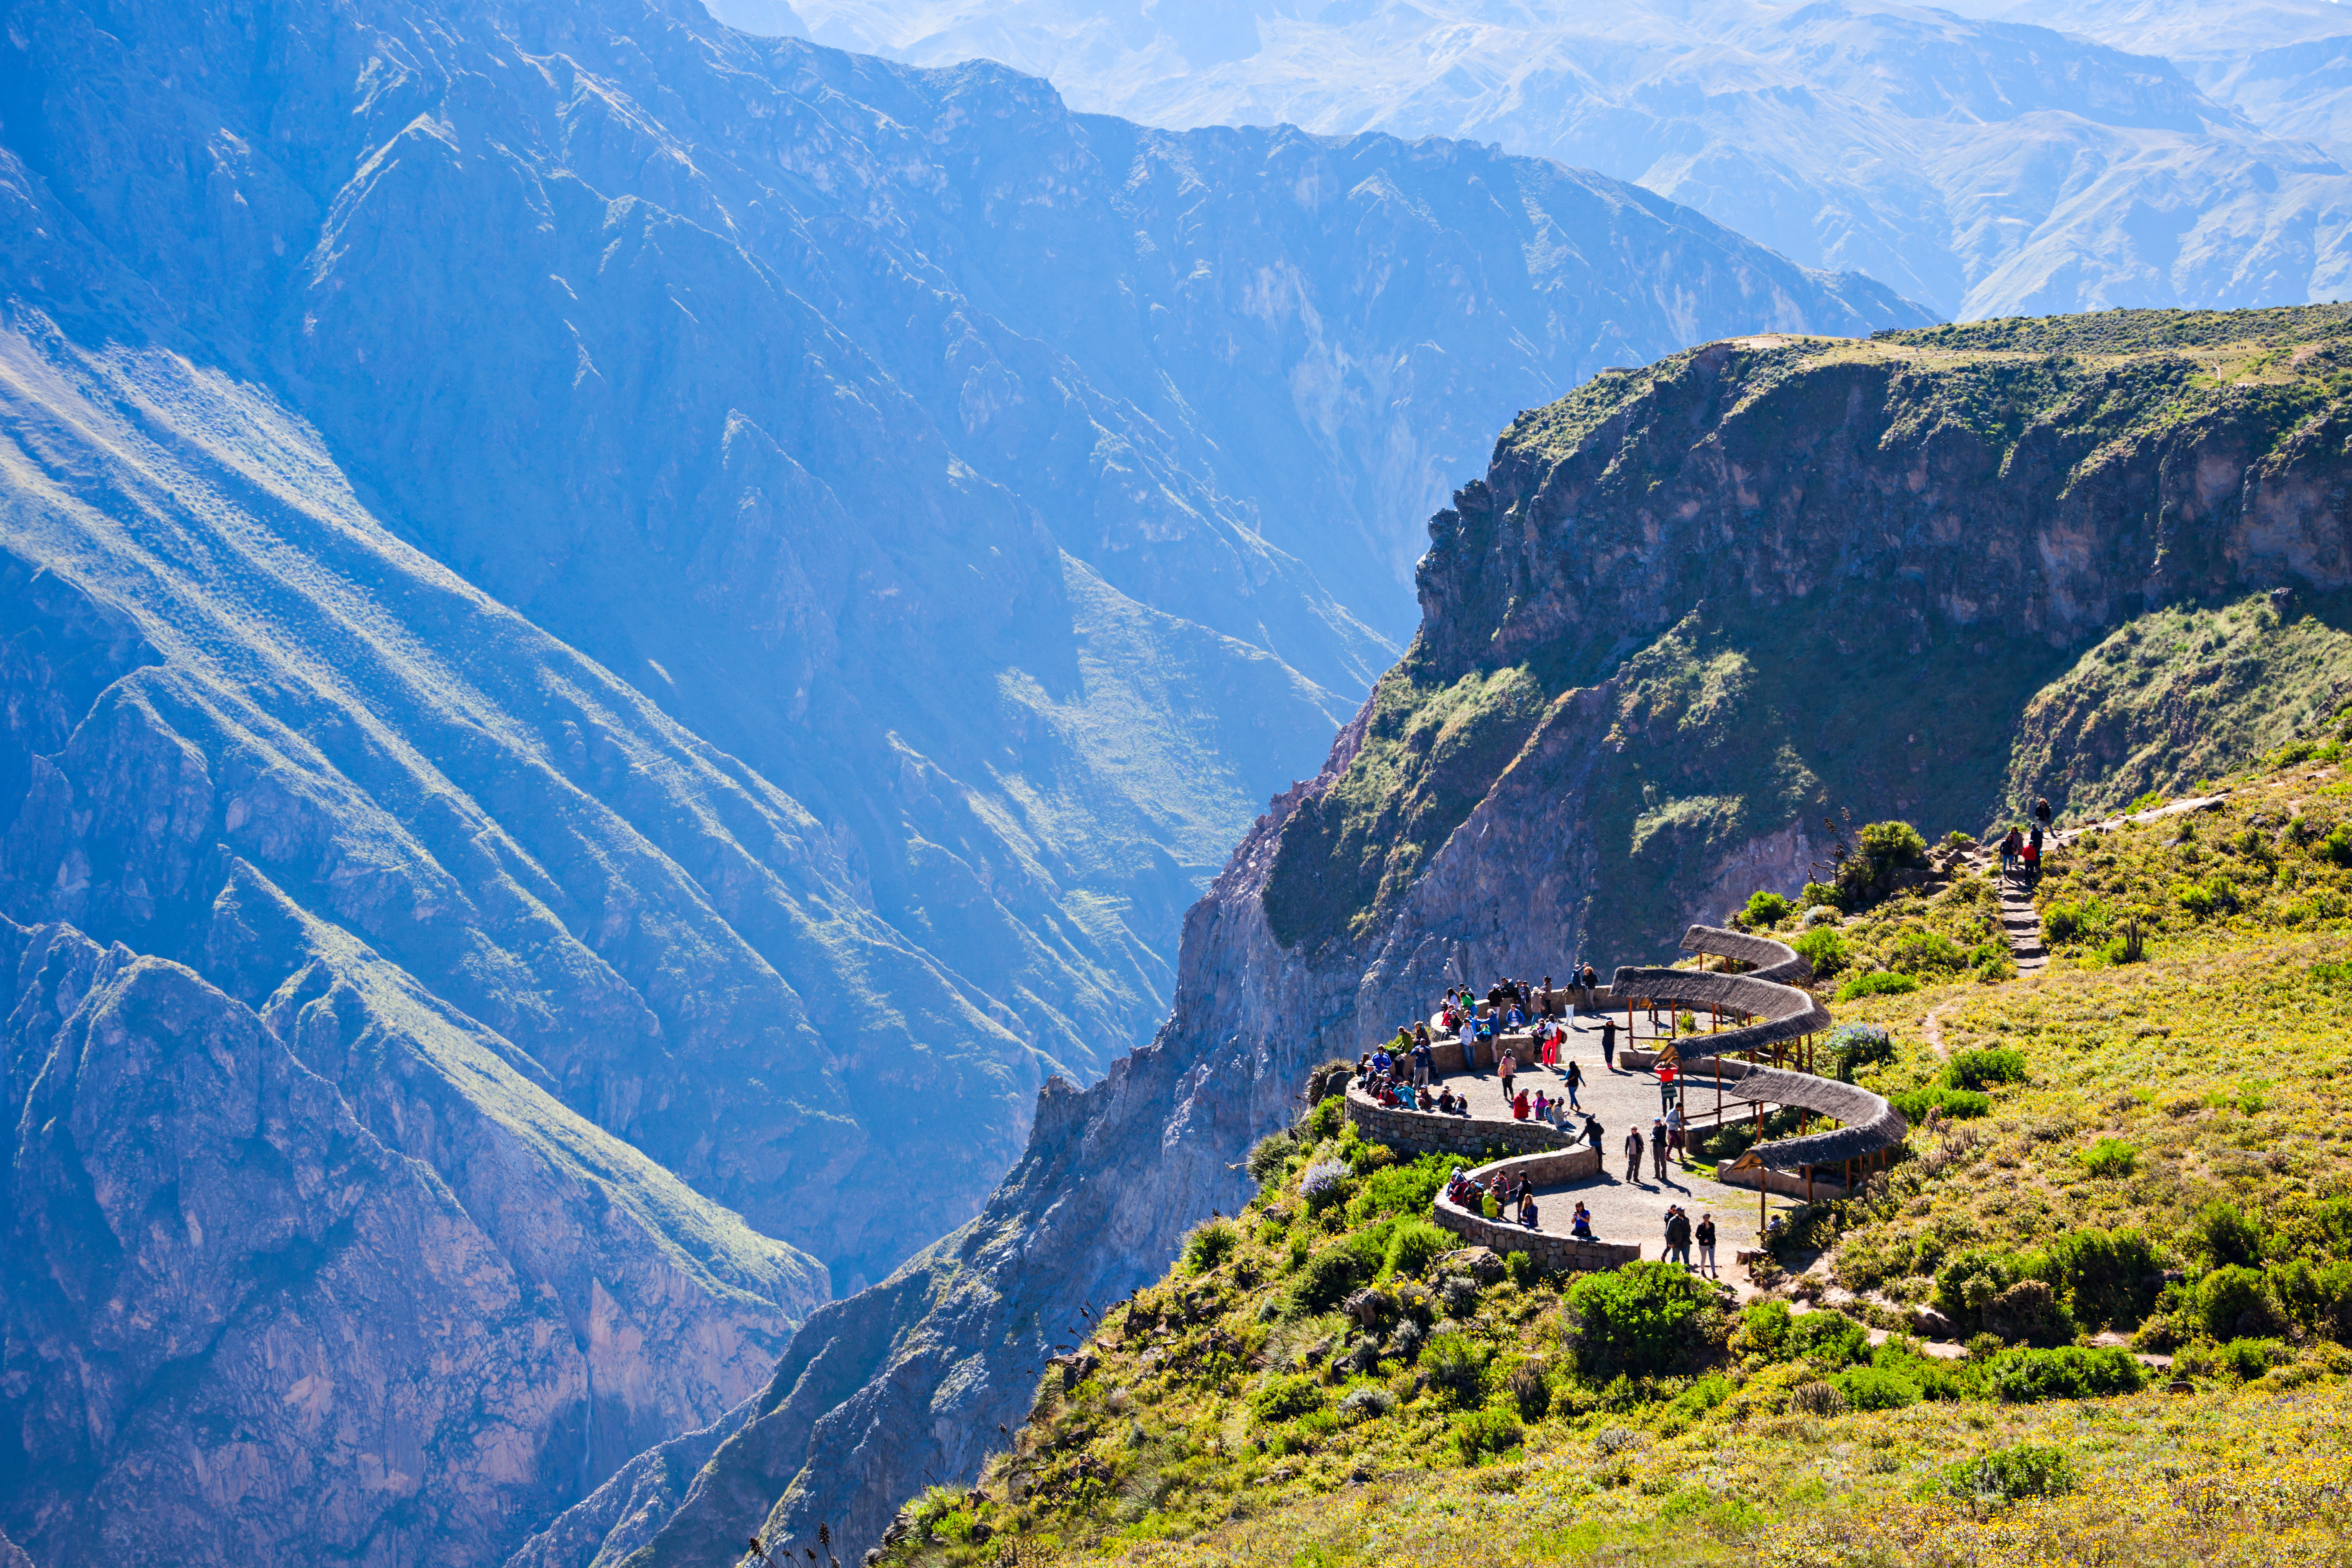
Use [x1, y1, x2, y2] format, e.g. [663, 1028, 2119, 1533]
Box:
[0, 0, 1921, 1560]
[749, 0, 2352, 320]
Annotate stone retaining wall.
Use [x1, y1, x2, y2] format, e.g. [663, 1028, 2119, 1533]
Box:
[1431, 1142, 1634, 1274]
[1343, 1087, 1579, 1158]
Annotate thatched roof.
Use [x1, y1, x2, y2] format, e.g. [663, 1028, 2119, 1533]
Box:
[1603, 962, 1830, 1057]
[1679, 925, 1811, 985]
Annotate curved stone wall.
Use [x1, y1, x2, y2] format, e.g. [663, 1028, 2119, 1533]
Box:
[1430, 1146, 1632, 1272]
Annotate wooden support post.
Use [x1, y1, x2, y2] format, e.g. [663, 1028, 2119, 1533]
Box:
[1805, 1166, 1813, 1203]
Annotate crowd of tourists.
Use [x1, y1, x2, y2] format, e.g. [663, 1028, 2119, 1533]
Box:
[1998, 797, 2056, 882]
[1342, 968, 1746, 1271]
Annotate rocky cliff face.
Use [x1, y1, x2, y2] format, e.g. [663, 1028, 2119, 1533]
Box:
[549, 304, 2352, 1563]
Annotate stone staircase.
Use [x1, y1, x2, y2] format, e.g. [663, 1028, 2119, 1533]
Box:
[1999, 874, 2048, 974]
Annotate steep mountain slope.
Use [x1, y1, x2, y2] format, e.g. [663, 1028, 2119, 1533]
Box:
[0, 0, 1923, 1559]
[756, 0, 2352, 321]
[547, 304, 2352, 1562]
[0, 916, 819, 1568]
[0, 0, 1914, 1290]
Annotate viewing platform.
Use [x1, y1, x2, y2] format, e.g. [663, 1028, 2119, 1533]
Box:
[1343, 926, 1907, 1271]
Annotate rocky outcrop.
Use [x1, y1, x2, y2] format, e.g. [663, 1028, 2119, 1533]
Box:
[558, 306, 2352, 1562]
[0, 916, 816, 1568]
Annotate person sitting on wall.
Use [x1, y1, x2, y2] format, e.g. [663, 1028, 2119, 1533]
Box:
[1532, 1088, 1552, 1124]
[1395, 1079, 1420, 1110]
[1569, 1202, 1595, 1240]
[1371, 1044, 1394, 1077]
[1518, 1192, 1540, 1229]
[1375, 1079, 1400, 1108]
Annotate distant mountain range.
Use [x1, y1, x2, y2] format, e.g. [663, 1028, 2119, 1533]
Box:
[0, 0, 1919, 1561]
[738, 0, 2352, 320]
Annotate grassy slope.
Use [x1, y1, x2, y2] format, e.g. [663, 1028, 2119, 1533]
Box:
[875, 747, 2352, 1568]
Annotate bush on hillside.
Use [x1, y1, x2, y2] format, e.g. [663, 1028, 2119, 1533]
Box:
[2076, 1137, 2138, 1178]
[1290, 1243, 1377, 1314]
[1354, 1153, 1452, 1221]
[2190, 1200, 2268, 1269]
[1795, 926, 1849, 977]
[1245, 1132, 1296, 1184]
[1835, 1364, 1923, 1410]
[1299, 1159, 1352, 1212]
[1184, 1218, 1238, 1274]
[1382, 1218, 1453, 1280]
[1789, 1309, 1871, 1370]
[2197, 1265, 2281, 1340]
[1563, 1261, 1725, 1378]
[1891, 1085, 1991, 1121]
[1420, 1332, 1491, 1408]
[1890, 930, 1967, 975]
[1988, 1346, 2146, 1401]
[1823, 1024, 1896, 1082]
[1945, 1444, 2077, 1502]
[1836, 970, 1919, 1001]
[1450, 1403, 1523, 1464]
[1943, 1047, 2027, 1091]
[1250, 1375, 1328, 1424]
[1741, 890, 1791, 929]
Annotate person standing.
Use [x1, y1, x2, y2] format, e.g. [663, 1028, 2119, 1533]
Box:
[1585, 1114, 1605, 1158]
[1657, 1057, 1679, 1113]
[1600, 1017, 1617, 1069]
[2035, 797, 2053, 830]
[1624, 1125, 1644, 1182]
[1563, 1057, 1584, 1110]
[1665, 1207, 1693, 1268]
[2026, 823, 2044, 882]
[1458, 1012, 1477, 1074]
[1650, 1118, 1669, 1176]
[1667, 1102, 1686, 1165]
[1696, 1212, 1718, 1276]
[1500, 1046, 1519, 1100]
[1540, 974, 1557, 1019]
[1411, 1034, 1433, 1088]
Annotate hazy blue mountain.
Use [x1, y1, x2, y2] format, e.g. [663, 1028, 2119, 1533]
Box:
[0, 0, 1920, 1560]
[757, 0, 2352, 320]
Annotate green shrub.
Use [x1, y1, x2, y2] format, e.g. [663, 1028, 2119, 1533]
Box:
[1890, 1085, 1991, 1121]
[1290, 1243, 1377, 1314]
[1836, 970, 1919, 1002]
[1834, 1364, 1922, 1410]
[1890, 930, 1967, 975]
[1355, 1153, 1452, 1220]
[1302, 1096, 1344, 1142]
[2045, 1228, 2163, 1328]
[1184, 1218, 1239, 1274]
[2190, 1200, 2268, 1267]
[1420, 1333, 1491, 1407]
[1823, 1024, 1896, 1083]
[2221, 1336, 2288, 1381]
[1245, 1132, 1296, 1184]
[1943, 1047, 2027, 1091]
[2197, 1265, 2279, 1340]
[2076, 1138, 2138, 1178]
[1563, 1261, 1724, 1378]
[1251, 1375, 1328, 1424]
[1987, 1346, 2147, 1401]
[2267, 1257, 2352, 1342]
[2176, 881, 2216, 918]
[1450, 1403, 1523, 1464]
[1730, 1298, 1792, 1362]
[1789, 1310, 1871, 1371]
[1742, 890, 1792, 929]
[1504, 1251, 1537, 1289]
[1298, 1158, 1353, 1213]
[2322, 825, 2352, 867]
[1794, 926, 1849, 977]
[1945, 1444, 2077, 1503]
[1382, 1218, 1453, 1280]
[1798, 881, 1842, 910]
